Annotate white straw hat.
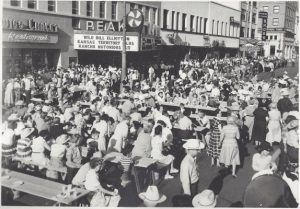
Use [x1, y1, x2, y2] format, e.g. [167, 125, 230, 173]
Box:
[20, 128, 35, 139]
[192, 189, 217, 207]
[183, 139, 205, 150]
[138, 186, 166, 204]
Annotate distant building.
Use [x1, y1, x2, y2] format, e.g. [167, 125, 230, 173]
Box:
[159, 1, 241, 61]
[239, 1, 259, 56]
[2, 0, 161, 71]
[256, 1, 298, 58]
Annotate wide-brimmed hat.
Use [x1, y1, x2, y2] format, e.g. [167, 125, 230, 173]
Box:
[192, 190, 217, 207]
[31, 98, 43, 103]
[183, 139, 205, 150]
[281, 88, 290, 96]
[20, 128, 35, 139]
[8, 113, 20, 121]
[229, 104, 240, 111]
[15, 100, 25, 106]
[286, 119, 298, 130]
[14, 122, 25, 136]
[138, 186, 166, 204]
[56, 134, 70, 145]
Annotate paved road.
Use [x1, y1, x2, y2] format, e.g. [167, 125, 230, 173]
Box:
[257, 63, 298, 81]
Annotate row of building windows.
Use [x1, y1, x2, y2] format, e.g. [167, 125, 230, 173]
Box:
[129, 3, 158, 24]
[240, 27, 255, 39]
[286, 7, 295, 18]
[265, 35, 278, 40]
[162, 10, 208, 34]
[262, 5, 280, 14]
[211, 20, 239, 37]
[10, 0, 56, 11]
[241, 9, 256, 23]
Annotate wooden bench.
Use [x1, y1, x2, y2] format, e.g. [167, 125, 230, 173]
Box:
[1, 169, 90, 206]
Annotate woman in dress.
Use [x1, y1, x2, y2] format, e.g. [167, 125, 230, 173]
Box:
[266, 103, 282, 145]
[219, 116, 240, 177]
[31, 130, 51, 168]
[151, 125, 178, 179]
[252, 103, 268, 146]
[4, 79, 14, 107]
[207, 117, 222, 167]
[2, 121, 17, 167]
[16, 128, 35, 162]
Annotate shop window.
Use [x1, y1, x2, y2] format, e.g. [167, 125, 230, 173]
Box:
[48, 0, 56, 12]
[72, 17, 80, 29]
[87, 1, 93, 17]
[72, 1, 79, 15]
[171, 11, 175, 29]
[273, 6, 279, 14]
[111, 1, 117, 20]
[182, 13, 187, 31]
[263, 6, 268, 12]
[145, 7, 149, 22]
[273, 18, 279, 26]
[100, 1, 105, 18]
[10, 0, 20, 7]
[190, 15, 194, 32]
[28, 0, 37, 9]
[163, 9, 168, 29]
[203, 18, 208, 34]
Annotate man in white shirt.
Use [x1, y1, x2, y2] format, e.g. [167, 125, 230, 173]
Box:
[178, 111, 193, 130]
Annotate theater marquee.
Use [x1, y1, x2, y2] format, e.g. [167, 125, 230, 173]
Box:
[74, 34, 139, 51]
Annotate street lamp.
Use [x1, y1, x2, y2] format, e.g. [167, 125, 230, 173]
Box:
[120, 1, 127, 93]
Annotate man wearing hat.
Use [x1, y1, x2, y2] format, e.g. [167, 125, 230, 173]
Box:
[192, 189, 217, 207]
[180, 139, 205, 197]
[139, 185, 166, 207]
[277, 88, 293, 118]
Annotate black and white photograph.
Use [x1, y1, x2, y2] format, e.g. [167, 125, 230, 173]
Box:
[1, 0, 299, 207]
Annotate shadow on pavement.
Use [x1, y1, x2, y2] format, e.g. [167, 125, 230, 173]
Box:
[208, 168, 231, 195]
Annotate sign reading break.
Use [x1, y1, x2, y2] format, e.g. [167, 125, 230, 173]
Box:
[74, 34, 139, 51]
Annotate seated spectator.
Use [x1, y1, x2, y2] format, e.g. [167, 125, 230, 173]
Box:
[31, 130, 51, 168]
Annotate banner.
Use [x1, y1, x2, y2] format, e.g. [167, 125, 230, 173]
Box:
[74, 34, 139, 51]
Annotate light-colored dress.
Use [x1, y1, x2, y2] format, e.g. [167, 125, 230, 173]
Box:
[219, 125, 240, 166]
[31, 136, 49, 166]
[4, 81, 14, 106]
[266, 109, 281, 144]
[151, 135, 174, 165]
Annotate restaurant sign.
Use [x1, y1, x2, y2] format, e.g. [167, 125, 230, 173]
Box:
[3, 18, 58, 33]
[3, 30, 58, 43]
[74, 34, 139, 51]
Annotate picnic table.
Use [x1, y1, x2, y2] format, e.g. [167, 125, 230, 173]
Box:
[1, 170, 90, 206]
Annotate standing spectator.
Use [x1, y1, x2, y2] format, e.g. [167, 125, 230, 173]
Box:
[180, 139, 204, 197]
[219, 116, 240, 177]
[4, 79, 14, 107]
[252, 103, 268, 147]
[207, 117, 222, 167]
[266, 103, 282, 145]
[277, 89, 293, 119]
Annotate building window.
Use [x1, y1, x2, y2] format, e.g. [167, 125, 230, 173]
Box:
[273, 6, 279, 14]
[72, 18, 80, 29]
[216, 21, 219, 35]
[240, 26, 245, 37]
[221, 22, 223, 35]
[171, 11, 175, 29]
[145, 7, 149, 22]
[190, 15, 194, 32]
[130, 3, 135, 10]
[99, 1, 105, 18]
[196, 17, 199, 33]
[182, 13, 187, 31]
[87, 1, 93, 17]
[10, 0, 20, 6]
[72, 1, 79, 15]
[225, 23, 227, 36]
[270, 35, 273, 40]
[153, 8, 158, 25]
[212, 20, 214, 34]
[273, 18, 279, 26]
[176, 12, 179, 30]
[274, 35, 277, 40]
[48, 0, 56, 12]
[199, 17, 202, 33]
[253, 1, 257, 7]
[252, 13, 256, 23]
[251, 29, 255, 39]
[263, 6, 268, 11]
[111, 1, 117, 20]
[28, 0, 37, 9]
[266, 35, 268, 40]
[241, 9, 246, 21]
[204, 18, 207, 34]
[138, 5, 142, 10]
[163, 9, 168, 29]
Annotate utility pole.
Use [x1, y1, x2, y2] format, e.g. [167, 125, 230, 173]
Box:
[120, 1, 127, 93]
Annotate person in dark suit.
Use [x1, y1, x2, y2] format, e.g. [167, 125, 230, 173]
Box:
[277, 89, 293, 118]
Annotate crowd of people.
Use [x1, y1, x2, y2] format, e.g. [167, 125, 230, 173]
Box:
[1, 54, 299, 207]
